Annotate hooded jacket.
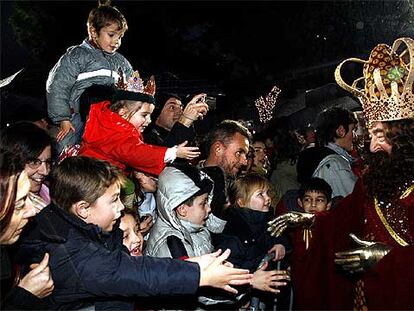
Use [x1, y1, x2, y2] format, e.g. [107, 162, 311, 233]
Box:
[145, 166, 217, 258]
[79, 101, 167, 176]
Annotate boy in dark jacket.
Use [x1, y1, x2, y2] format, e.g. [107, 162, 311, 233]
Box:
[16, 156, 251, 310]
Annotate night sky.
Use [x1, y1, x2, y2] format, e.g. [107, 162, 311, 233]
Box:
[1, 0, 413, 125]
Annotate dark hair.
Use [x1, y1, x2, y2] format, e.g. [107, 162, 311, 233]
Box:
[299, 177, 333, 202]
[152, 93, 182, 122]
[315, 107, 357, 147]
[0, 121, 53, 165]
[273, 128, 302, 164]
[88, 0, 128, 33]
[50, 156, 125, 212]
[205, 120, 252, 154]
[0, 151, 23, 237]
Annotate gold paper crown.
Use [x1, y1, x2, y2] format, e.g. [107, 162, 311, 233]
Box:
[116, 70, 156, 96]
[335, 37, 414, 126]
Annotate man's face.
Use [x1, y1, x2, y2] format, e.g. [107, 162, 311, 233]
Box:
[369, 122, 392, 155]
[217, 133, 250, 178]
[336, 123, 356, 152]
[298, 191, 331, 213]
[86, 183, 124, 232]
[252, 141, 266, 166]
[156, 97, 183, 130]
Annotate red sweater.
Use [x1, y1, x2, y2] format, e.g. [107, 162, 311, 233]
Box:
[79, 101, 167, 176]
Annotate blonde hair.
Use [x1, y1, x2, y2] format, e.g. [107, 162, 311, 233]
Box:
[229, 173, 272, 208]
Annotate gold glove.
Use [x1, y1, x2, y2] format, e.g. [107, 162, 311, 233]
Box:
[267, 211, 315, 237]
[335, 233, 392, 273]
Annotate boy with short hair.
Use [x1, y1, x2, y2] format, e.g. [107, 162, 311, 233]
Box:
[145, 164, 215, 259]
[16, 156, 251, 310]
[297, 177, 332, 214]
[289, 177, 333, 309]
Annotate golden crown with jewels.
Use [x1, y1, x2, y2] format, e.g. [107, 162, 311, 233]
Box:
[335, 37, 414, 126]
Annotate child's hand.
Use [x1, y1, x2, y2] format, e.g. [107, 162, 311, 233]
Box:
[18, 253, 54, 298]
[139, 215, 153, 236]
[195, 249, 253, 294]
[251, 262, 290, 293]
[268, 244, 286, 261]
[176, 141, 200, 160]
[57, 120, 75, 142]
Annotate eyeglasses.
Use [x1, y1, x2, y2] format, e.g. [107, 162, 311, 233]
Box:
[26, 158, 53, 169]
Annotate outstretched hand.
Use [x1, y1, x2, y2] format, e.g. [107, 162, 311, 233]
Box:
[335, 233, 392, 273]
[251, 262, 290, 294]
[268, 211, 315, 237]
[176, 141, 201, 160]
[192, 249, 253, 294]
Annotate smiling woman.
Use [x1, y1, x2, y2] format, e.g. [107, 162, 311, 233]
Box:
[0, 150, 54, 309]
[1, 121, 54, 209]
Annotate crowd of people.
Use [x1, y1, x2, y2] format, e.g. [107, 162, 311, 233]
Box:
[1, 0, 413, 310]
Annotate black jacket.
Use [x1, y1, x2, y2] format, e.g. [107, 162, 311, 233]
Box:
[1, 246, 46, 310]
[144, 122, 195, 147]
[213, 208, 289, 271]
[15, 204, 200, 310]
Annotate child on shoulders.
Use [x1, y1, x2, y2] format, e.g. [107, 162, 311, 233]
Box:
[79, 71, 200, 177]
[47, 0, 133, 154]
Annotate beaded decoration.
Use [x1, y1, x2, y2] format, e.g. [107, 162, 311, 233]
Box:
[335, 37, 414, 126]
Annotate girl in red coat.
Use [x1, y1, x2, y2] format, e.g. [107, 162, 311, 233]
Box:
[80, 71, 201, 176]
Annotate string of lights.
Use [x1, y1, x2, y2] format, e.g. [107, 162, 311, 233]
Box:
[254, 85, 281, 123]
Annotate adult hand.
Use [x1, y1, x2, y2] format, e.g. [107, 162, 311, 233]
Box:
[335, 233, 392, 273]
[268, 244, 286, 261]
[176, 141, 201, 160]
[56, 120, 75, 142]
[251, 263, 290, 294]
[179, 93, 209, 126]
[18, 253, 54, 298]
[268, 211, 315, 237]
[195, 249, 253, 294]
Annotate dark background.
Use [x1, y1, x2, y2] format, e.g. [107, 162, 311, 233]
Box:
[1, 0, 413, 129]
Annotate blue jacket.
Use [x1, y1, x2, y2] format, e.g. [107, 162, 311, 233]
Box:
[16, 204, 200, 310]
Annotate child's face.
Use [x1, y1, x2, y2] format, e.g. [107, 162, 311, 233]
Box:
[180, 193, 211, 226]
[129, 103, 155, 132]
[298, 191, 331, 213]
[91, 22, 125, 54]
[120, 214, 143, 256]
[87, 183, 124, 232]
[133, 171, 157, 193]
[245, 187, 271, 212]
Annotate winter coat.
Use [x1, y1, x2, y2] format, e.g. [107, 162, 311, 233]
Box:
[213, 208, 289, 272]
[15, 204, 200, 310]
[46, 39, 133, 124]
[145, 166, 218, 258]
[79, 101, 168, 176]
[144, 122, 196, 148]
[1, 246, 46, 310]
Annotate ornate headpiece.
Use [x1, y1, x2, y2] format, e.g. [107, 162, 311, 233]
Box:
[335, 37, 414, 126]
[113, 70, 156, 104]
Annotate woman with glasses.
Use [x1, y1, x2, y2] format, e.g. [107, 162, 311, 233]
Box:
[0, 151, 54, 309]
[1, 121, 54, 209]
